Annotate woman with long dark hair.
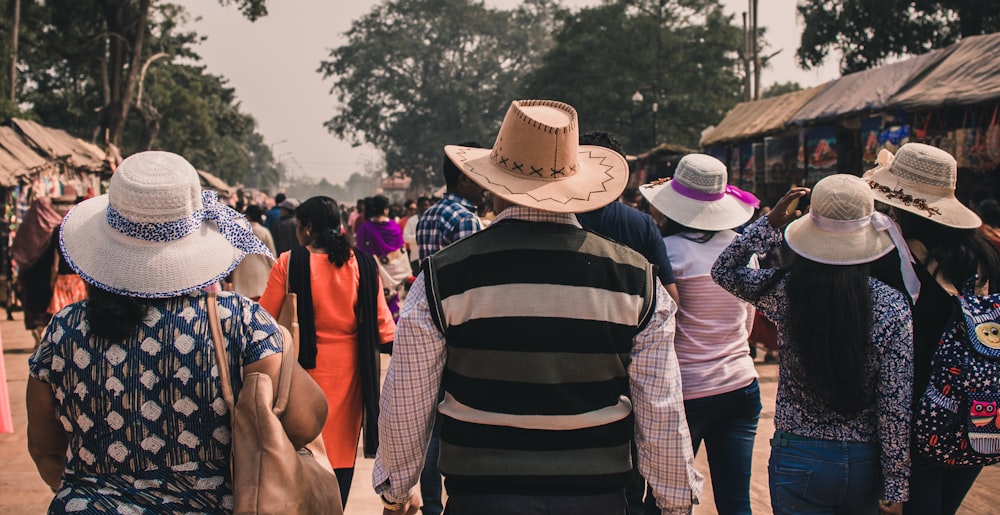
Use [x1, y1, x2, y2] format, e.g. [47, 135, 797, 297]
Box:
[25, 151, 327, 512]
[259, 195, 395, 508]
[713, 174, 914, 514]
[865, 143, 1000, 515]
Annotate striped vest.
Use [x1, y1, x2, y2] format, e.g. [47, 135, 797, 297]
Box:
[424, 220, 656, 496]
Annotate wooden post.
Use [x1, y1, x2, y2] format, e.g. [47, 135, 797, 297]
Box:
[752, 0, 761, 100]
[9, 0, 19, 104]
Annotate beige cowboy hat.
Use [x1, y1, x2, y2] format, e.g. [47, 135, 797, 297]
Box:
[444, 100, 628, 213]
[639, 153, 759, 231]
[864, 142, 981, 229]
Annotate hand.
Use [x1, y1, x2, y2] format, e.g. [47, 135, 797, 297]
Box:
[877, 499, 903, 515]
[383, 490, 422, 515]
[767, 187, 810, 229]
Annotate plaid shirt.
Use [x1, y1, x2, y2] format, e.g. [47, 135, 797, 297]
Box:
[415, 193, 482, 261]
[373, 206, 703, 513]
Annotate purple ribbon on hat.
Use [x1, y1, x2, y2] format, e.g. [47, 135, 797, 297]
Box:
[670, 180, 761, 208]
[107, 191, 274, 259]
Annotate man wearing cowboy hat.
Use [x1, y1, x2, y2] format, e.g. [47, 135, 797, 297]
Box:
[373, 100, 702, 515]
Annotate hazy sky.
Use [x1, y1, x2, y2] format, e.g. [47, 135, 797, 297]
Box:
[175, 0, 840, 186]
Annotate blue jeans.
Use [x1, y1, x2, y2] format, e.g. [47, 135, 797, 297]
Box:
[643, 379, 761, 515]
[903, 452, 983, 515]
[768, 430, 880, 514]
[420, 412, 444, 515]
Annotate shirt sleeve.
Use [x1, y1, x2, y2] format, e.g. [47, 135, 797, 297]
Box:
[447, 212, 482, 246]
[711, 217, 786, 323]
[645, 217, 676, 286]
[630, 282, 703, 513]
[875, 287, 913, 502]
[257, 251, 289, 318]
[229, 293, 282, 365]
[372, 272, 445, 503]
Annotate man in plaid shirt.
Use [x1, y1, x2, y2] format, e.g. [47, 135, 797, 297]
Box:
[416, 144, 485, 263]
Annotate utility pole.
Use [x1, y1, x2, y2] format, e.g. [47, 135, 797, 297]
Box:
[9, 0, 20, 104]
[752, 0, 761, 100]
[741, 12, 752, 102]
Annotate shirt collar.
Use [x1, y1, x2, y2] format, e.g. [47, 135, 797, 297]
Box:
[492, 205, 582, 228]
[443, 193, 477, 212]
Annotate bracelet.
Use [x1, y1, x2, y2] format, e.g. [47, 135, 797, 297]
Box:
[381, 493, 411, 511]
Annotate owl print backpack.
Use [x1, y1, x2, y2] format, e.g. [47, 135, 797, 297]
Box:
[914, 280, 1000, 466]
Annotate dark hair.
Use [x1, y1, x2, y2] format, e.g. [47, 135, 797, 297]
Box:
[274, 192, 286, 204]
[979, 198, 1000, 227]
[443, 141, 482, 189]
[370, 194, 390, 215]
[296, 196, 351, 266]
[895, 209, 1000, 291]
[659, 217, 717, 243]
[785, 258, 874, 415]
[86, 285, 150, 339]
[244, 204, 265, 224]
[580, 130, 626, 158]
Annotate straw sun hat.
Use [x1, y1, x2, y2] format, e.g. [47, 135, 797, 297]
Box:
[639, 153, 760, 231]
[60, 151, 273, 298]
[864, 142, 981, 229]
[785, 174, 898, 265]
[444, 100, 628, 213]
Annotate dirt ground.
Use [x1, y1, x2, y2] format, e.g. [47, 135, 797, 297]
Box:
[1, 311, 997, 514]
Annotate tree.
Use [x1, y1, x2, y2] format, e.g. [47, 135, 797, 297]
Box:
[798, 0, 1000, 74]
[520, 0, 743, 151]
[762, 81, 801, 99]
[319, 0, 563, 186]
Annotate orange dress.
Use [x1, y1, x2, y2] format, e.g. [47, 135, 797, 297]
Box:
[259, 250, 395, 468]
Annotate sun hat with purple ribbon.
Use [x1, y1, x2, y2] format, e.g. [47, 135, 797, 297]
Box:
[59, 151, 273, 298]
[639, 153, 760, 231]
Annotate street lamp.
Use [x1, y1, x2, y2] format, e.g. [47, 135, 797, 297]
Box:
[632, 89, 659, 148]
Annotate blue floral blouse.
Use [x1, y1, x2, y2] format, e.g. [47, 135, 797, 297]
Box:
[28, 291, 283, 513]
[711, 217, 914, 502]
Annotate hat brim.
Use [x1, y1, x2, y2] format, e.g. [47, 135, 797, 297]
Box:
[784, 214, 895, 265]
[60, 195, 246, 298]
[445, 144, 628, 213]
[639, 181, 754, 231]
[865, 166, 981, 229]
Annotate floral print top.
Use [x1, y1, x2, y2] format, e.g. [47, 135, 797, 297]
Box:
[711, 217, 913, 502]
[28, 291, 283, 513]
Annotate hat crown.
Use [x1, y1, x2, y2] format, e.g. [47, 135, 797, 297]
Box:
[673, 154, 729, 194]
[108, 151, 203, 224]
[891, 142, 957, 189]
[811, 174, 874, 222]
[489, 100, 581, 181]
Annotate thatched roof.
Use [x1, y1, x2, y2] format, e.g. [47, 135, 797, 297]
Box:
[0, 118, 109, 186]
[700, 84, 828, 147]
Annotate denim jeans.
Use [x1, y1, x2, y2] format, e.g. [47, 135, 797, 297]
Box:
[644, 379, 761, 515]
[768, 430, 880, 515]
[420, 412, 444, 515]
[444, 491, 625, 515]
[903, 452, 983, 515]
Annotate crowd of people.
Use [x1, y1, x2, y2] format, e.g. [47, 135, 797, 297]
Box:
[18, 98, 1000, 515]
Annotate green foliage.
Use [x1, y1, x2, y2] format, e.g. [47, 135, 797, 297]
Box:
[520, 0, 742, 152]
[762, 81, 802, 99]
[798, 0, 1000, 74]
[319, 0, 564, 186]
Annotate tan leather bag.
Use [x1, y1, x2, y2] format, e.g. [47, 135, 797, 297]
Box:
[207, 293, 342, 515]
[277, 259, 300, 359]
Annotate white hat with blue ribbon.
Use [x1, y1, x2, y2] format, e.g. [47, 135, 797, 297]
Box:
[59, 151, 273, 298]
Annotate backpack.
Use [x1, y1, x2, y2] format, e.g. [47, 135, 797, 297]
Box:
[914, 279, 1000, 466]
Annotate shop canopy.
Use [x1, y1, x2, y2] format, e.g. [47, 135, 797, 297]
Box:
[197, 169, 235, 198]
[700, 84, 828, 147]
[789, 50, 945, 125]
[889, 32, 1000, 110]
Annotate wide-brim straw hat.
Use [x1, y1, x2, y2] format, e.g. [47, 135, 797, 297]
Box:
[864, 142, 981, 229]
[60, 151, 273, 298]
[639, 153, 759, 231]
[785, 174, 896, 265]
[444, 100, 628, 213]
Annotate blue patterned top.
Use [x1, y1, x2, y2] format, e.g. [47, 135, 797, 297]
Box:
[711, 217, 913, 501]
[415, 193, 482, 261]
[28, 291, 283, 513]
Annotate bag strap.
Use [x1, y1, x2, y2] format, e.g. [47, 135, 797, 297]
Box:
[207, 292, 295, 416]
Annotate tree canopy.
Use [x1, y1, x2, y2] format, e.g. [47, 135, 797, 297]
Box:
[798, 0, 1000, 74]
[519, 0, 743, 152]
[319, 0, 563, 187]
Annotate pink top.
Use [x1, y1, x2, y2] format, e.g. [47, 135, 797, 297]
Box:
[665, 230, 757, 400]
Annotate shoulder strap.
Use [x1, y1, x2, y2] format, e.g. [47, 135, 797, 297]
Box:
[208, 292, 235, 414]
[271, 324, 295, 418]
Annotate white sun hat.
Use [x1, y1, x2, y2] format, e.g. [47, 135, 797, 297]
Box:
[639, 153, 760, 231]
[864, 142, 981, 229]
[59, 151, 273, 298]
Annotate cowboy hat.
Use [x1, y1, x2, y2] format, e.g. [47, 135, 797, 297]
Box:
[60, 151, 273, 298]
[444, 100, 628, 213]
[639, 153, 759, 231]
[864, 143, 981, 229]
